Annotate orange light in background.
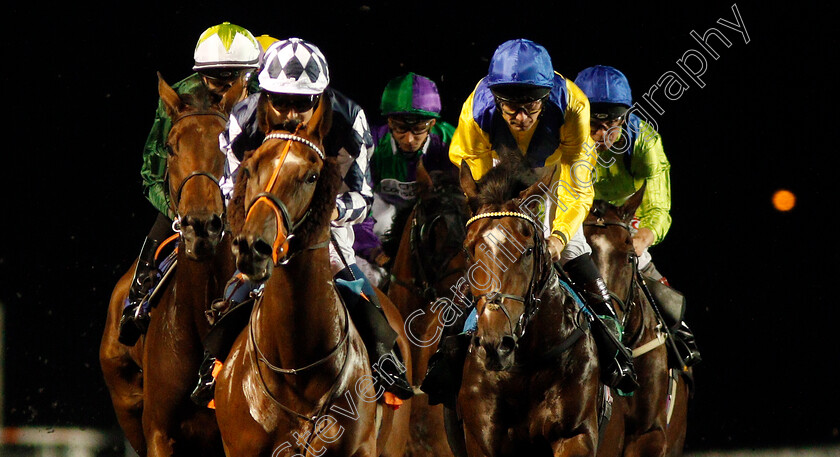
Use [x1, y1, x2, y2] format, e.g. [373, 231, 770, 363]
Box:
[772, 189, 796, 211]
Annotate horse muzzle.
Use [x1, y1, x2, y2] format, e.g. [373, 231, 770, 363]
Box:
[473, 333, 517, 371]
[178, 212, 225, 260]
[232, 233, 275, 282]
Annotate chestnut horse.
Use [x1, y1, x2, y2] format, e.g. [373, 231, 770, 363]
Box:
[386, 163, 469, 457]
[99, 74, 240, 456]
[214, 98, 410, 456]
[583, 189, 691, 457]
[451, 162, 601, 456]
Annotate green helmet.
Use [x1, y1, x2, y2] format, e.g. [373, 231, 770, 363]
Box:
[193, 22, 260, 71]
[380, 73, 441, 120]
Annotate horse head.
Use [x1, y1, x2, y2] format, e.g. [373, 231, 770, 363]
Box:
[460, 161, 555, 371]
[157, 72, 241, 260]
[584, 183, 646, 299]
[229, 97, 336, 282]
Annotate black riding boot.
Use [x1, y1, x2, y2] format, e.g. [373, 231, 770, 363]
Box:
[336, 267, 414, 400]
[564, 254, 639, 393]
[673, 321, 702, 368]
[118, 237, 160, 345]
[191, 350, 218, 407]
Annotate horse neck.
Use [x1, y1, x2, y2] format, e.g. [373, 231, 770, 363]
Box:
[254, 241, 344, 371]
[173, 236, 234, 337]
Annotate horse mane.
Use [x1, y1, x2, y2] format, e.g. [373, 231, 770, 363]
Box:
[179, 83, 216, 111]
[470, 161, 538, 213]
[228, 149, 341, 249]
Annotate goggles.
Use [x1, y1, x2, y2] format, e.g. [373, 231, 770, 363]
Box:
[267, 93, 321, 112]
[388, 117, 435, 135]
[496, 97, 545, 117]
[200, 68, 246, 82]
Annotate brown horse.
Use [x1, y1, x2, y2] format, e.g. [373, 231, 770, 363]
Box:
[583, 189, 691, 457]
[451, 162, 601, 456]
[213, 98, 410, 456]
[99, 74, 241, 456]
[386, 163, 469, 457]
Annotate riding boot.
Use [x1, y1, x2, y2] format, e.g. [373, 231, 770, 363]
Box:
[673, 320, 702, 368]
[564, 254, 639, 393]
[190, 350, 218, 407]
[337, 266, 414, 400]
[118, 236, 160, 346]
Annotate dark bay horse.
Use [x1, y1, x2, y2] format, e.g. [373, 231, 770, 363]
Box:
[99, 73, 240, 456]
[213, 98, 410, 456]
[583, 189, 690, 457]
[452, 162, 601, 456]
[386, 163, 469, 457]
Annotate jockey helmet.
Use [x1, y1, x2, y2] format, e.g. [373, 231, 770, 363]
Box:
[487, 39, 554, 102]
[574, 65, 633, 120]
[258, 38, 330, 95]
[380, 73, 442, 120]
[255, 34, 279, 66]
[193, 22, 260, 71]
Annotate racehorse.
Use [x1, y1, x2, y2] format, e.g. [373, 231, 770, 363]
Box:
[99, 73, 240, 456]
[385, 163, 469, 457]
[451, 161, 601, 456]
[213, 97, 411, 456]
[582, 188, 691, 457]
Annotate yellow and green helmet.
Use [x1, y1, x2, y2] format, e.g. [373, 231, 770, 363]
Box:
[193, 22, 260, 71]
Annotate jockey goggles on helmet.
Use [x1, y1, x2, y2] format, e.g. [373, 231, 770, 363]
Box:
[491, 83, 550, 117]
[388, 116, 435, 135]
[200, 67, 247, 82]
[267, 92, 321, 112]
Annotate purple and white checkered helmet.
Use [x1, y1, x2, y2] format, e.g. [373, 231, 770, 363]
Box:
[258, 38, 330, 95]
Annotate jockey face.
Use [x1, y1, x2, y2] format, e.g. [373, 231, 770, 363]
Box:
[497, 98, 543, 132]
[200, 68, 250, 100]
[388, 116, 435, 154]
[590, 116, 624, 152]
[265, 92, 321, 130]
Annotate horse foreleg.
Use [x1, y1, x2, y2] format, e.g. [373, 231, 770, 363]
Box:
[623, 429, 667, 457]
[100, 351, 146, 456]
[551, 433, 596, 457]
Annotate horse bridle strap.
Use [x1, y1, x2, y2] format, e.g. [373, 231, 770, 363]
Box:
[466, 211, 537, 228]
[263, 133, 325, 160]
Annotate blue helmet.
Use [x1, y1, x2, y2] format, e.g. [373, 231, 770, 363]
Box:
[574, 65, 633, 108]
[487, 39, 554, 101]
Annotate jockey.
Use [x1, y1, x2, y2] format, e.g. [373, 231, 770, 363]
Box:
[574, 65, 701, 367]
[445, 39, 639, 392]
[190, 38, 414, 405]
[352, 73, 458, 283]
[118, 22, 260, 345]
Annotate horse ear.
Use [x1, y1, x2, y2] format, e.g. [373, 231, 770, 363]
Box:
[218, 77, 245, 115]
[416, 159, 433, 196]
[619, 182, 646, 222]
[459, 160, 478, 201]
[305, 94, 333, 141]
[157, 72, 183, 118]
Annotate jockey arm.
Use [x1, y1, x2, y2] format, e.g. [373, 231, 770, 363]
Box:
[631, 121, 672, 246]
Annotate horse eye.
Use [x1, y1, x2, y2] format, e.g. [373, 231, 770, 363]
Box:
[305, 172, 319, 184]
[166, 142, 175, 156]
[524, 247, 534, 257]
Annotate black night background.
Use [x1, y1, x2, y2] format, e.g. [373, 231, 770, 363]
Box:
[1, 1, 837, 454]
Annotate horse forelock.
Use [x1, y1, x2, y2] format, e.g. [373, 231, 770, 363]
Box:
[471, 162, 537, 213]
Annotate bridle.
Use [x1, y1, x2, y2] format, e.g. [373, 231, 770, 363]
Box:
[243, 130, 326, 265]
[582, 215, 639, 312]
[390, 187, 468, 302]
[465, 210, 554, 340]
[166, 109, 230, 234]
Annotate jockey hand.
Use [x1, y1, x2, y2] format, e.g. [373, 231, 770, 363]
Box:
[632, 227, 655, 256]
[547, 235, 565, 263]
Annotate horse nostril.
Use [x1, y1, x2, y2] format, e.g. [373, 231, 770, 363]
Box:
[207, 214, 223, 235]
[472, 335, 481, 347]
[499, 336, 517, 355]
[253, 238, 273, 259]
